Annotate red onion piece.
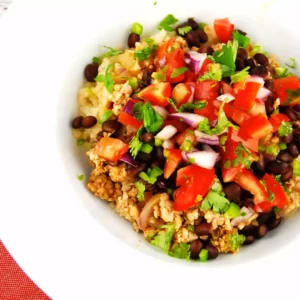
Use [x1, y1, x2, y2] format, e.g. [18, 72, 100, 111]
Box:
[155, 125, 177, 140]
[169, 113, 205, 128]
[122, 99, 136, 116]
[231, 207, 255, 227]
[195, 130, 219, 145]
[186, 150, 219, 169]
[153, 105, 169, 119]
[138, 194, 162, 230]
[120, 153, 138, 167]
[256, 87, 271, 101]
[162, 139, 174, 149]
[187, 86, 195, 103]
[246, 75, 265, 86]
[159, 56, 167, 68]
[186, 51, 207, 74]
[217, 93, 235, 102]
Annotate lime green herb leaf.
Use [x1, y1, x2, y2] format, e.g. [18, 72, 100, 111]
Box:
[139, 167, 164, 184]
[224, 202, 241, 218]
[152, 72, 166, 82]
[275, 67, 289, 78]
[188, 225, 195, 233]
[131, 22, 143, 35]
[134, 44, 158, 61]
[275, 174, 283, 185]
[201, 191, 230, 214]
[92, 56, 100, 65]
[230, 66, 250, 84]
[178, 26, 192, 35]
[151, 224, 175, 252]
[199, 22, 207, 30]
[168, 243, 191, 260]
[77, 174, 84, 181]
[171, 67, 188, 78]
[100, 46, 123, 60]
[158, 14, 179, 32]
[129, 131, 143, 159]
[211, 178, 224, 195]
[199, 249, 208, 262]
[232, 30, 250, 48]
[292, 158, 300, 176]
[168, 98, 179, 112]
[77, 139, 85, 146]
[136, 182, 146, 201]
[278, 121, 293, 137]
[95, 64, 114, 93]
[229, 233, 246, 251]
[199, 63, 222, 81]
[179, 100, 207, 112]
[98, 110, 113, 124]
[286, 58, 297, 69]
[251, 45, 261, 55]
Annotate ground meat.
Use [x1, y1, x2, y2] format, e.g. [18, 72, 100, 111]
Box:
[283, 176, 300, 216]
[204, 210, 233, 231]
[211, 228, 238, 253]
[108, 164, 129, 183]
[175, 228, 198, 244]
[185, 208, 199, 225]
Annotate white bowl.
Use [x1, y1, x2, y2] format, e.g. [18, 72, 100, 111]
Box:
[0, 0, 300, 299]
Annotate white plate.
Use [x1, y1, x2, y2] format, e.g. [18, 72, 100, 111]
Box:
[1, 0, 300, 299]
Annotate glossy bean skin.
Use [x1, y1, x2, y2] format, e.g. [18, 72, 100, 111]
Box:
[235, 58, 245, 71]
[187, 18, 199, 30]
[84, 64, 99, 82]
[223, 183, 243, 204]
[140, 132, 154, 143]
[266, 217, 282, 231]
[190, 239, 203, 259]
[141, 68, 153, 86]
[198, 45, 214, 55]
[195, 29, 208, 43]
[237, 48, 248, 61]
[257, 225, 268, 238]
[282, 133, 293, 144]
[249, 65, 268, 79]
[243, 235, 255, 245]
[96, 131, 104, 141]
[128, 33, 140, 48]
[281, 166, 293, 181]
[72, 116, 83, 129]
[185, 31, 200, 47]
[102, 120, 120, 133]
[287, 144, 299, 158]
[264, 79, 274, 91]
[205, 244, 219, 259]
[265, 96, 275, 116]
[277, 150, 294, 163]
[126, 164, 147, 177]
[81, 116, 97, 129]
[253, 53, 269, 66]
[194, 223, 212, 236]
[266, 160, 289, 175]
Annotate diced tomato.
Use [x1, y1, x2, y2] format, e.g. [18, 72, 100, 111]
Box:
[171, 83, 193, 108]
[156, 37, 176, 60]
[238, 115, 273, 140]
[234, 169, 268, 203]
[163, 149, 182, 179]
[249, 99, 266, 116]
[269, 113, 290, 132]
[234, 81, 261, 111]
[163, 119, 188, 133]
[118, 111, 143, 129]
[221, 80, 234, 94]
[165, 48, 187, 83]
[231, 129, 258, 152]
[274, 75, 300, 105]
[198, 59, 213, 76]
[254, 174, 290, 212]
[184, 70, 198, 82]
[174, 129, 197, 146]
[224, 102, 249, 125]
[233, 81, 246, 94]
[138, 82, 171, 107]
[95, 137, 129, 162]
[214, 18, 234, 43]
[195, 101, 218, 121]
[174, 165, 215, 211]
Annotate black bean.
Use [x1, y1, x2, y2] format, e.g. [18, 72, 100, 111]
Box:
[257, 212, 274, 225]
[81, 116, 97, 129]
[205, 244, 219, 259]
[195, 223, 212, 236]
[237, 29, 247, 36]
[241, 225, 257, 236]
[136, 152, 152, 162]
[128, 33, 140, 48]
[281, 166, 293, 181]
[246, 58, 256, 69]
[265, 96, 275, 116]
[257, 225, 268, 238]
[223, 183, 243, 204]
[96, 131, 104, 141]
[293, 133, 300, 143]
[264, 79, 274, 91]
[190, 239, 203, 259]
[126, 163, 147, 177]
[156, 175, 168, 190]
[282, 133, 293, 144]
[140, 132, 154, 143]
[266, 217, 282, 231]
[284, 107, 298, 121]
[237, 48, 248, 61]
[195, 29, 208, 43]
[84, 64, 99, 82]
[266, 160, 289, 175]
[253, 53, 269, 66]
[72, 116, 83, 129]
[198, 45, 214, 55]
[185, 31, 200, 47]
[102, 120, 120, 133]
[142, 68, 153, 86]
[250, 65, 268, 79]
[235, 58, 245, 71]
[277, 150, 294, 163]
[243, 235, 255, 245]
[288, 144, 299, 158]
[256, 152, 266, 173]
[151, 161, 164, 169]
[155, 146, 165, 161]
[187, 18, 199, 30]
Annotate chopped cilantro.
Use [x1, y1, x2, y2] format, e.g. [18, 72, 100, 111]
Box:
[77, 139, 85, 146]
[168, 243, 191, 260]
[199, 63, 222, 81]
[199, 22, 207, 30]
[275, 174, 283, 184]
[139, 167, 163, 184]
[275, 67, 289, 78]
[229, 233, 246, 251]
[158, 14, 179, 32]
[213, 40, 238, 77]
[152, 72, 166, 81]
[135, 182, 146, 201]
[251, 45, 261, 55]
[95, 64, 114, 93]
[201, 191, 230, 214]
[134, 44, 158, 61]
[98, 110, 113, 124]
[292, 158, 300, 176]
[278, 121, 293, 137]
[151, 224, 174, 252]
[199, 249, 208, 262]
[179, 100, 207, 112]
[129, 128, 143, 158]
[286, 58, 297, 69]
[92, 56, 100, 65]
[134, 102, 164, 133]
[232, 30, 250, 48]
[77, 174, 84, 181]
[100, 46, 123, 60]
[211, 178, 224, 194]
[171, 67, 188, 78]
[178, 26, 192, 35]
[230, 66, 250, 84]
[168, 98, 179, 112]
[131, 22, 143, 35]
